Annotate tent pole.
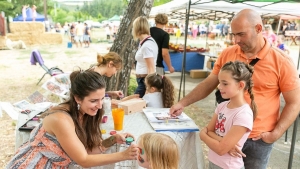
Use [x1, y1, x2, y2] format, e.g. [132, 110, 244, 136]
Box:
[276, 18, 281, 35]
[178, 0, 191, 101]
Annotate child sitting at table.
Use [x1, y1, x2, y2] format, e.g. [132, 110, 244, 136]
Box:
[137, 133, 179, 169]
[143, 73, 175, 108]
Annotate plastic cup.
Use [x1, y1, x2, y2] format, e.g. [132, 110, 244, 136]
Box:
[112, 108, 124, 131]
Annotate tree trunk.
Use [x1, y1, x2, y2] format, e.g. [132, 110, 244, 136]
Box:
[43, 0, 47, 20]
[107, 0, 154, 96]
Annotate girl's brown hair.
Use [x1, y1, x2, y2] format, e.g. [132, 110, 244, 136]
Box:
[96, 52, 122, 69]
[145, 73, 174, 108]
[221, 61, 257, 120]
[139, 133, 179, 169]
[50, 69, 106, 151]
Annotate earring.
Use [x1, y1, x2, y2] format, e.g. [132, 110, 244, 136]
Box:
[77, 103, 80, 110]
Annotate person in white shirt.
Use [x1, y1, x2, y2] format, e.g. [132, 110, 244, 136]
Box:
[132, 16, 158, 98]
[142, 73, 175, 108]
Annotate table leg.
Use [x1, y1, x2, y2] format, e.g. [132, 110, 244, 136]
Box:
[290, 37, 298, 46]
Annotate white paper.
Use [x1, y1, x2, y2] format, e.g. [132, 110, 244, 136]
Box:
[143, 108, 191, 122]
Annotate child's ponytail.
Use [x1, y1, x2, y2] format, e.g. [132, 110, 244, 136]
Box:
[161, 75, 175, 108]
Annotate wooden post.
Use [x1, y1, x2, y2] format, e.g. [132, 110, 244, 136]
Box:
[0, 12, 6, 36]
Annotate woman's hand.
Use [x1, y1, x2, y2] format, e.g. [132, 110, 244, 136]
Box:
[114, 133, 135, 144]
[122, 144, 139, 160]
[113, 91, 124, 98]
[121, 94, 140, 101]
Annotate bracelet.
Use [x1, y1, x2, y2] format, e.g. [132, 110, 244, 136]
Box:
[102, 136, 116, 148]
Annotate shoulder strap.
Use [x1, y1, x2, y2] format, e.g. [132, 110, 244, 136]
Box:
[249, 58, 260, 66]
[140, 38, 153, 46]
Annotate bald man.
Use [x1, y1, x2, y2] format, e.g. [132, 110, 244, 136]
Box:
[170, 9, 300, 169]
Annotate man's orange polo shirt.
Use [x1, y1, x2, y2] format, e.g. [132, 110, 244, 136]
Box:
[212, 39, 300, 138]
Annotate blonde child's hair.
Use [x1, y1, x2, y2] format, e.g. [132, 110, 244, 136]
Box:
[132, 16, 150, 40]
[96, 52, 122, 69]
[139, 133, 179, 169]
[221, 61, 257, 120]
[145, 73, 175, 108]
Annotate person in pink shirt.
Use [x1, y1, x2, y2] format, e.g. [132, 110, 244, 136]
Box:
[263, 25, 277, 46]
[200, 61, 257, 169]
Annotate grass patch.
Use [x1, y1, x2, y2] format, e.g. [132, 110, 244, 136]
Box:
[127, 76, 137, 96]
[65, 50, 78, 56]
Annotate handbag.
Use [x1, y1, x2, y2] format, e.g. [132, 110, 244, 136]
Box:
[215, 58, 260, 104]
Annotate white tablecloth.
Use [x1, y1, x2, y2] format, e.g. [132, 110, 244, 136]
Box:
[16, 112, 205, 169]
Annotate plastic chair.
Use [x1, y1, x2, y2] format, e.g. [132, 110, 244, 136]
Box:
[30, 49, 64, 85]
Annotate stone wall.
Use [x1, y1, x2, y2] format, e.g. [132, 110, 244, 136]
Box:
[7, 22, 62, 45]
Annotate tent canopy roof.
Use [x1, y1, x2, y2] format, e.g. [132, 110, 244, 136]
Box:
[150, 0, 300, 20]
[108, 15, 120, 21]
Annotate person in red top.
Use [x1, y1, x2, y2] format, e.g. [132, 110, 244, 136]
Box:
[170, 9, 300, 169]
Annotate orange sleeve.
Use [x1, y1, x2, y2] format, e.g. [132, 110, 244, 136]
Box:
[278, 55, 300, 92]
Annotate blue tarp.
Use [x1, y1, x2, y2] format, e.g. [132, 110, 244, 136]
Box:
[13, 8, 45, 22]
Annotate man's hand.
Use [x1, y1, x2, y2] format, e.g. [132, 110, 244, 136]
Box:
[228, 145, 246, 158]
[169, 102, 184, 116]
[252, 131, 279, 144]
[169, 66, 175, 73]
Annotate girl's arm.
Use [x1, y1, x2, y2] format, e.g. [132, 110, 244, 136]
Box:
[43, 112, 138, 168]
[200, 114, 248, 156]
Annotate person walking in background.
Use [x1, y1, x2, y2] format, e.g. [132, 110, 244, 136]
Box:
[75, 21, 84, 48]
[142, 73, 174, 108]
[263, 25, 277, 46]
[83, 22, 91, 48]
[137, 133, 179, 169]
[105, 24, 111, 42]
[22, 5, 29, 22]
[132, 16, 158, 98]
[6, 70, 139, 168]
[32, 5, 37, 21]
[200, 61, 256, 169]
[170, 9, 300, 169]
[150, 13, 174, 75]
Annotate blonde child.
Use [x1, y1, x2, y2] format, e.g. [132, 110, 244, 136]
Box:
[137, 133, 179, 169]
[277, 35, 290, 55]
[200, 61, 257, 169]
[143, 73, 175, 108]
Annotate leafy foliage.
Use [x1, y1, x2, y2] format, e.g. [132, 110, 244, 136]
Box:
[80, 0, 127, 21]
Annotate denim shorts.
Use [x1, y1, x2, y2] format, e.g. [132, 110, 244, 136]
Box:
[242, 138, 274, 169]
[134, 77, 146, 98]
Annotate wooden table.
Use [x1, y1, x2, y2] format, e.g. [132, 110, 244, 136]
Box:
[285, 31, 300, 45]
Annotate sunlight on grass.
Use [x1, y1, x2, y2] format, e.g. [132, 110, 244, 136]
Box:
[65, 50, 78, 56]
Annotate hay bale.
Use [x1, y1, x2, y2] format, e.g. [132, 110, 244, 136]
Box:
[7, 33, 32, 45]
[7, 32, 63, 45]
[0, 36, 7, 49]
[34, 33, 63, 45]
[10, 22, 45, 34]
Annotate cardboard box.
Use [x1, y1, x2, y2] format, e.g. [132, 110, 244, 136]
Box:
[118, 99, 146, 115]
[206, 58, 217, 70]
[190, 69, 208, 78]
